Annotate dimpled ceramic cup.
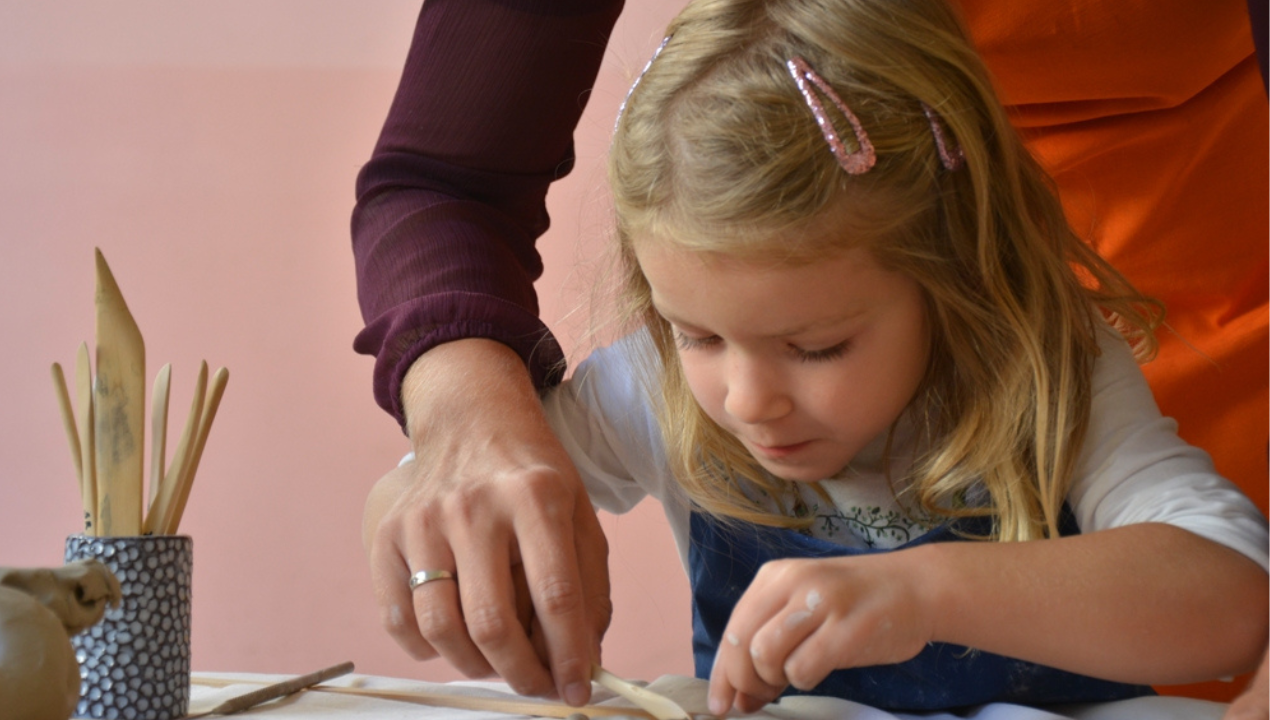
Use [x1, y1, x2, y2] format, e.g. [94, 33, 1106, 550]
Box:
[64, 534, 192, 720]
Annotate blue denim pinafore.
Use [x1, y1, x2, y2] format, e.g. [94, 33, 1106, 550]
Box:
[689, 510, 1152, 712]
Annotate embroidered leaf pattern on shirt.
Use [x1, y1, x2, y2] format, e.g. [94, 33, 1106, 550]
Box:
[802, 502, 928, 548]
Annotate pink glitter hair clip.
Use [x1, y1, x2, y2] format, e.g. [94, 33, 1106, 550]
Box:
[614, 35, 672, 132]
[786, 56, 876, 175]
[922, 103, 965, 171]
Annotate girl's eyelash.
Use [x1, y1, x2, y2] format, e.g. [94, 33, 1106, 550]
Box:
[796, 341, 849, 362]
[675, 330, 848, 362]
[675, 332, 719, 351]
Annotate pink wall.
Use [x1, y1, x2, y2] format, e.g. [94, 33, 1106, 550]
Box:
[0, 1, 691, 682]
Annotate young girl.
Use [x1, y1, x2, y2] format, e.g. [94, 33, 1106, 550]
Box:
[538, 0, 1269, 713]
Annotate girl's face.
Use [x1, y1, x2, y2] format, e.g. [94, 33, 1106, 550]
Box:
[636, 234, 930, 482]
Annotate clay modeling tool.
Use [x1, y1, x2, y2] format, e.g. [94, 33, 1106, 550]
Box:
[162, 365, 227, 535]
[592, 664, 692, 720]
[50, 362, 82, 485]
[183, 661, 354, 718]
[196, 671, 677, 719]
[93, 248, 146, 536]
[314, 684, 657, 718]
[149, 363, 171, 510]
[145, 362, 205, 535]
[75, 342, 97, 535]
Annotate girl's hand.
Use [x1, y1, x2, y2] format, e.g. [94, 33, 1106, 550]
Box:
[708, 552, 936, 715]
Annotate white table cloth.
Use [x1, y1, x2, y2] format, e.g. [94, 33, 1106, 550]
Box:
[189, 671, 1228, 720]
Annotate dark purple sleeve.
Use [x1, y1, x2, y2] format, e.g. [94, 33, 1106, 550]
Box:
[1249, 0, 1267, 91]
[352, 0, 625, 425]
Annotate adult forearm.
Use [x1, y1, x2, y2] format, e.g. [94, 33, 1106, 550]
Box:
[921, 522, 1268, 684]
[400, 338, 548, 450]
[352, 0, 625, 422]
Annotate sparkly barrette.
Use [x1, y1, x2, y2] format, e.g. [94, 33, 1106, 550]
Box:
[922, 103, 965, 171]
[614, 35, 672, 132]
[787, 56, 965, 174]
[786, 56, 876, 175]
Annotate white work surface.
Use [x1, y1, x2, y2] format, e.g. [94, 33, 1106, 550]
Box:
[190, 672, 1228, 720]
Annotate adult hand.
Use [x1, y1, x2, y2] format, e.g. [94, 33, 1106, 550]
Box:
[363, 339, 612, 705]
[707, 552, 933, 715]
[1225, 648, 1269, 720]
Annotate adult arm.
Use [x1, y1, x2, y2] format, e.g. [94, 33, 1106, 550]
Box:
[364, 340, 612, 702]
[353, 0, 624, 417]
[353, 0, 624, 704]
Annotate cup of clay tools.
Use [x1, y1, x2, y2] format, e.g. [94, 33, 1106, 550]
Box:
[64, 534, 192, 720]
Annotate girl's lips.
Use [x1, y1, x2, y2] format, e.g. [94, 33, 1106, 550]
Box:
[750, 440, 813, 459]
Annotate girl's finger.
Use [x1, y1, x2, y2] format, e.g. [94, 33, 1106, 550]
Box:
[707, 658, 738, 717]
[780, 622, 841, 691]
[711, 626, 786, 709]
[749, 602, 819, 688]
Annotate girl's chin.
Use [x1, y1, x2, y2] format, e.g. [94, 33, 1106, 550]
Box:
[754, 457, 847, 484]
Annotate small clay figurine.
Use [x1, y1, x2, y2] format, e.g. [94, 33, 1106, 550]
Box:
[0, 559, 121, 720]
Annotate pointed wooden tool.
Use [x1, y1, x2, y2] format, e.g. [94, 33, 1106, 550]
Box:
[183, 662, 354, 719]
[149, 363, 172, 511]
[51, 363, 82, 485]
[75, 343, 97, 535]
[592, 665, 691, 720]
[94, 248, 146, 536]
[146, 362, 205, 535]
[162, 365, 228, 535]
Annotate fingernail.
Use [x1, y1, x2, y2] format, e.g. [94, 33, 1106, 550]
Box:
[709, 695, 728, 716]
[564, 681, 590, 707]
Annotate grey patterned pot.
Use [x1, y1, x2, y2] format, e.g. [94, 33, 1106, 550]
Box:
[64, 534, 192, 720]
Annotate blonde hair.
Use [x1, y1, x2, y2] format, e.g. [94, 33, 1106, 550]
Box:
[608, 0, 1161, 541]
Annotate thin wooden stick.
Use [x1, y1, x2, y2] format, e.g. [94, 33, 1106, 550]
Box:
[189, 676, 654, 719]
[163, 366, 228, 535]
[149, 364, 172, 511]
[51, 362, 82, 486]
[185, 662, 353, 718]
[314, 685, 655, 719]
[75, 343, 97, 536]
[145, 362, 205, 536]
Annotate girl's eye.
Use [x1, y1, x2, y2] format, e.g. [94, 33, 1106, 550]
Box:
[674, 332, 720, 351]
[795, 341, 849, 363]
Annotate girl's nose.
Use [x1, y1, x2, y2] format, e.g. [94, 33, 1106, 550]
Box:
[723, 354, 792, 425]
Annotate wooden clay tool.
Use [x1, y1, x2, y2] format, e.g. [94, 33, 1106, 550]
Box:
[149, 363, 171, 510]
[184, 661, 354, 718]
[50, 363, 82, 489]
[315, 685, 658, 718]
[162, 365, 228, 534]
[195, 667, 689, 719]
[145, 362, 205, 535]
[93, 248, 146, 536]
[592, 664, 691, 720]
[75, 342, 97, 535]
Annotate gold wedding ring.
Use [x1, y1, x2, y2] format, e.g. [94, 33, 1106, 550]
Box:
[409, 569, 456, 590]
